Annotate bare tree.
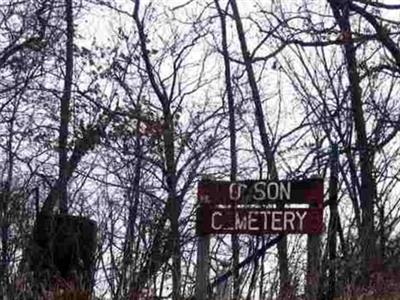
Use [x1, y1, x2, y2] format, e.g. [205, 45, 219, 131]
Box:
[229, 0, 290, 297]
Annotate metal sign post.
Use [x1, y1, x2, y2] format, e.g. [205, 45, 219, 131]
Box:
[195, 217, 210, 300]
[195, 188, 211, 300]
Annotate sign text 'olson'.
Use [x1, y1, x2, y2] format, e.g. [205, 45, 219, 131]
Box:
[197, 179, 323, 205]
[197, 206, 323, 235]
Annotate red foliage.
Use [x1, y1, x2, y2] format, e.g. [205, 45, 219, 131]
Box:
[129, 289, 155, 300]
[339, 270, 400, 299]
[275, 283, 297, 300]
[139, 121, 165, 138]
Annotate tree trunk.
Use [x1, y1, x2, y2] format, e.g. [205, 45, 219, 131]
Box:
[58, 0, 74, 214]
[306, 232, 320, 300]
[328, 0, 377, 285]
[133, 2, 181, 298]
[164, 110, 181, 300]
[214, 1, 240, 298]
[30, 214, 97, 292]
[119, 120, 143, 298]
[0, 103, 16, 299]
[230, 0, 289, 295]
[328, 144, 339, 299]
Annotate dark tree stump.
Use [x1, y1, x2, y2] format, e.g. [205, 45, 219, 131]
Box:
[29, 213, 97, 292]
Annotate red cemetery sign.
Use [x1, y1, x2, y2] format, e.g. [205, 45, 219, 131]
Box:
[197, 179, 324, 235]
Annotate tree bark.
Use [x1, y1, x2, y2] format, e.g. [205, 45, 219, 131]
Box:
[214, 1, 240, 298]
[328, 144, 339, 299]
[133, 1, 181, 298]
[0, 103, 16, 299]
[41, 122, 107, 214]
[306, 231, 320, 300]
[164, 111, 181, 300]
[58, 0, 74, 214]
[230, 0, 289, 295]
[328, 0, 377, 285]
[118, 120, 143, 298]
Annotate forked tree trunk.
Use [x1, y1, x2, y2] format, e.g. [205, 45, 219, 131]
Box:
[26, 2, 99, 298]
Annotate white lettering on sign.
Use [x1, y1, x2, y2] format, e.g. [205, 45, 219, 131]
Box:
[211, 211, 223, 230]
[268, 182, 279, 200]
[235, 213, 247, 230]
[253, 182, 266, 200]
[281, 182, 291, 200]
[209, 210, 310, 232]
[248, 211, 259, 231]
[271, 211, 283, 230]
[296, 211, 307, 231]
[259, 211, 271, 229]
[229, 183, 247, 201]
[284, 211, 296, 231]
[232, 181, 291, 202]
